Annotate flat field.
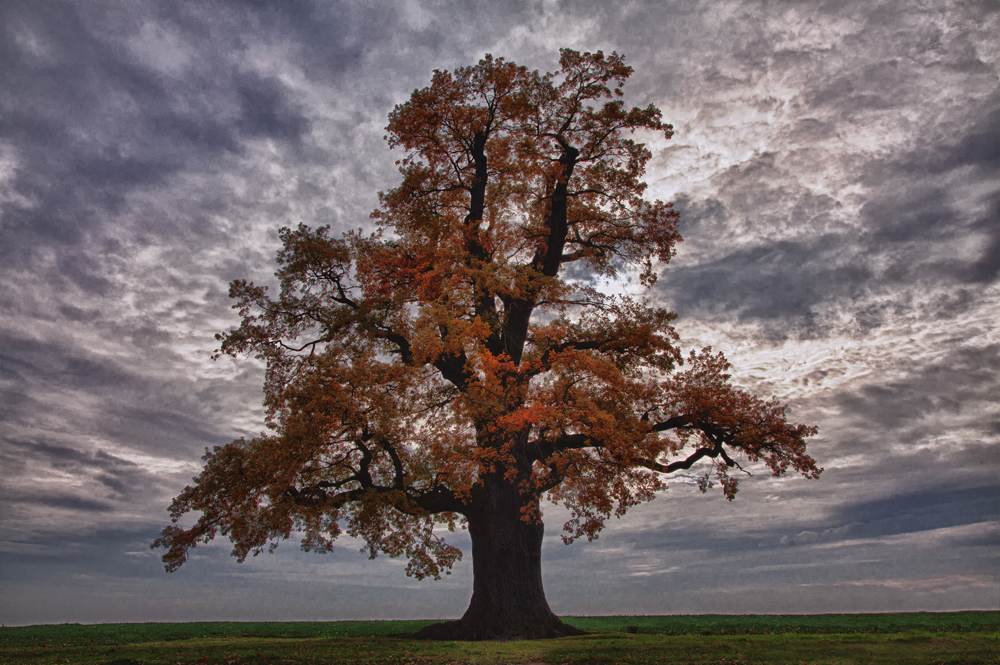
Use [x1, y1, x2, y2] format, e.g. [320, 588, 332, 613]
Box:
[1, 612, 996, 664]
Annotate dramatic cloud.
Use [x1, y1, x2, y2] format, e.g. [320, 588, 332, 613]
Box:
[1, 0, 996, 625]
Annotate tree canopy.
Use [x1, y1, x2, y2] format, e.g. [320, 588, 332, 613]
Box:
[154, 49, 820, 640]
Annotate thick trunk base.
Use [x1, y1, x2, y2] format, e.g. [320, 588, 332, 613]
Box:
[412, 613, 584, 641]
[413, 474, 586, 641]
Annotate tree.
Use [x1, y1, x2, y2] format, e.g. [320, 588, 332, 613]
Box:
[153, 49, 821, 641]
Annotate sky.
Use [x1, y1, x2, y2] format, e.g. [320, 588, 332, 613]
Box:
[1, 0, 997, 627]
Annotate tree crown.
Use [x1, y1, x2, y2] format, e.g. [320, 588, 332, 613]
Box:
[154, 49, 820, 580]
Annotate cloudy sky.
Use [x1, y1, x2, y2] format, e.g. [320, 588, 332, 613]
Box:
[1, 0, 997, 627]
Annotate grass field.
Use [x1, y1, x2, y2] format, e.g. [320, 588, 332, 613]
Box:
[1, 612, 996, 664]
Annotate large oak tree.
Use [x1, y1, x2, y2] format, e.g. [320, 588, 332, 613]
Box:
[154, 50, 821, 640]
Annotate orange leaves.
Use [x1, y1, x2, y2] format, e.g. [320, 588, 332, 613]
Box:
[387, 54, 538, 157]
[155, 49, 820, 584]
[652, 348, 822, 496]
[345, 491, 463, 580]
[376, 49, 682, 316]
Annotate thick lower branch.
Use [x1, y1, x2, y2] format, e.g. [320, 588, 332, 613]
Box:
[529, 414, 745, 475]
[637, 440, 725, 474]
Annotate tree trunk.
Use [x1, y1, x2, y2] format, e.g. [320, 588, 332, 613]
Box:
[413, 474, 585, 640]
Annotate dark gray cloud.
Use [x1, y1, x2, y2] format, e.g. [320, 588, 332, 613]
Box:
[660, 224, 872, 324]
[660, 98, 999, 332]
[0, 332, 247, 461]
[234, 71, 312, 142]
[826, 484, 999, 540]
[1, 0, 997, 626]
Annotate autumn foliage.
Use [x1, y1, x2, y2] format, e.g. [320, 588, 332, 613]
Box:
[154, 49, 820, 640]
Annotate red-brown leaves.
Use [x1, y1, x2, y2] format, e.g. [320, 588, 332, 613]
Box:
[652, 349, 822, 499]
[154, 49, 819, 579]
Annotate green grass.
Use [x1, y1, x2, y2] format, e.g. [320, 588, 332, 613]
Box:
[565, 611, 1000, 635]
[1, 613, 996, 665]
[0, 620, 441, 648]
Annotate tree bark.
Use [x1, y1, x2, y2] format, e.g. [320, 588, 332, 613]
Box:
[413, 474, 585, 640]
